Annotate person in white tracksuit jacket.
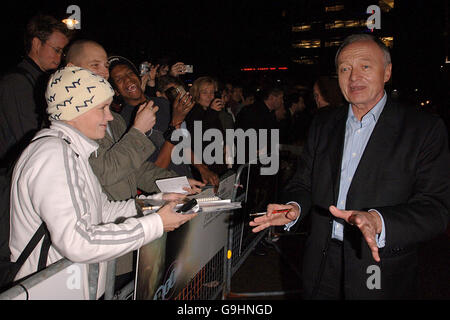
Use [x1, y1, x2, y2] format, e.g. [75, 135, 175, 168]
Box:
[9, 66, 197, 299]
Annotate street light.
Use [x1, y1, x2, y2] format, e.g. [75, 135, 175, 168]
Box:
[62, 18, 79, 30]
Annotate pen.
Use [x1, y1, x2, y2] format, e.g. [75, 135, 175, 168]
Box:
[249, 209, 290, 217]
[141, 205, 161, 211]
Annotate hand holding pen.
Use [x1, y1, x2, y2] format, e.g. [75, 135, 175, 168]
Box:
[249, 209, 291, 217]
[249, 204, 299, 233]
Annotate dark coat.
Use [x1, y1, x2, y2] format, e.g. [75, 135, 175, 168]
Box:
[0, 57, 48, 167]
[282, 98, 450, 299]
[184, 103, 228, 176]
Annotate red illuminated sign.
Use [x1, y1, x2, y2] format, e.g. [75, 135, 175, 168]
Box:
[240, 67, 289, 72]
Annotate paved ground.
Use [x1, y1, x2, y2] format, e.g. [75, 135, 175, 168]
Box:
[228, 228, 450, 300]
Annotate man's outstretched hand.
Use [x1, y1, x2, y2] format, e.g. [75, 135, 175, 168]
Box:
[250, 203, 299, 233]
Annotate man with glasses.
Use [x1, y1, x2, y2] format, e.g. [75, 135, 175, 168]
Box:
[0, 14, 72, 168]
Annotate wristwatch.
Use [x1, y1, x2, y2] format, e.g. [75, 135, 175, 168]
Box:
[163, 125, 180, 145]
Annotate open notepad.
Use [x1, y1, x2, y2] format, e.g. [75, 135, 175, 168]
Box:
[137, 173, 240, 215]
[135, 197, 241, 215]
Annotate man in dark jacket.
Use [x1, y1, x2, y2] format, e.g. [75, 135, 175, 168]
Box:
[250, 34, 450, 299]
[235, 85, 283, 164]
[0, 14, 71, 167]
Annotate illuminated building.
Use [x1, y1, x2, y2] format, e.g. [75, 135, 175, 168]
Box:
[288, 0, 395, 74]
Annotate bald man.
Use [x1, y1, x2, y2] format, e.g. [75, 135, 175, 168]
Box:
[65, 40, 201, 201]
[66, 40, 109, 80]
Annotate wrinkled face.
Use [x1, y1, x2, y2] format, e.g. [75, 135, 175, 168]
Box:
[110, 64, 144, 104]
[33, 31, 69, 71]
[76, 43, 109, 80]
[67, 98, 114, 140]
[198, 83, 215, 108]
[337, 40, 392, 116]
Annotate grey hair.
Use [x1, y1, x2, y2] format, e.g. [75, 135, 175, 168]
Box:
[335, 34, 391, 68]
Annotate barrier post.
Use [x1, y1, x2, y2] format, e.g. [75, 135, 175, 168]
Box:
[104, 259, 116, 300]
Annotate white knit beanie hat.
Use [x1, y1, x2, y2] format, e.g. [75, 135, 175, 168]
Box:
[46, 66, 114, 121]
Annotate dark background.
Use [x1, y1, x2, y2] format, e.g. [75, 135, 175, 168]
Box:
[0, 0, 449, 111]
[1, 0, 292, 78]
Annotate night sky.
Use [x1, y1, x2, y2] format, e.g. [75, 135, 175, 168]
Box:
[1, 0, 291, 78]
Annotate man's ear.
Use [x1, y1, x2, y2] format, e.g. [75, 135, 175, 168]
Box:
[384, 63, 393, 83]
[31, 37, 42, 53]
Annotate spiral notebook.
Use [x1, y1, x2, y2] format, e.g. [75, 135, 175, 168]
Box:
[137, 173, 239, 215]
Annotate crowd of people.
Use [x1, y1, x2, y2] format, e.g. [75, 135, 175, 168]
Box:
[0, 13, 448, 300]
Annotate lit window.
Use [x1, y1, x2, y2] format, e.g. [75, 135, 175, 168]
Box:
[325, 5, 344, 12]
[380, 36, 394, 48]
[345, 20, 360, 28]
[292, 24, 312, 32]
[324, 40, 343, 47]
[379, 0, 394, 12]
[325, 20, 366, 29]
[325, 20, 344, 29]
[292, 40, 321, 49]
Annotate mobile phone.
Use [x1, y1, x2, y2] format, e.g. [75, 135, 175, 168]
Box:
[184, 65, 194, 73]
[139, 62, 150, 76]
[214, 91, 222, 99]
[176, 198, 198, 214]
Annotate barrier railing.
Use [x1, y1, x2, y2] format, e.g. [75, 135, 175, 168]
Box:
[0, 160, 279, 300]
[0, 258, 95, 300]
[222, 149, 305, 299]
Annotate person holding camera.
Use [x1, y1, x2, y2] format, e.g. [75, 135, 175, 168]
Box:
[140, 59, 192, 98]
[107, 56, 204, 186]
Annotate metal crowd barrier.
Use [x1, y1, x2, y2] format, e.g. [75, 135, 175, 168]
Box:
[0, 161, 278, 300]
[221, 148, 305, 299]
[221, 162, 273, 299]
[0, 258, 98, 300]
[112, 163, 263, 301]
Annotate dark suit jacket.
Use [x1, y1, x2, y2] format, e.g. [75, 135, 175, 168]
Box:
[283, 98, 450, 299]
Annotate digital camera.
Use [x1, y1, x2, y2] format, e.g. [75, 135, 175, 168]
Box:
[214, 91, 222, 99]
[184, 64, 194, 73]
[139, 62, 150, 76]
[165, 85, 187, 103]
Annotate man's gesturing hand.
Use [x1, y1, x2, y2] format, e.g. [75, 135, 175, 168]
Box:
[329, 206, 382, 262]
[250, 203, 299, 233]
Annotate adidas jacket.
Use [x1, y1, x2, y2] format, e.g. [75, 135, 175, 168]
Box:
[9, 121, 164, 298]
